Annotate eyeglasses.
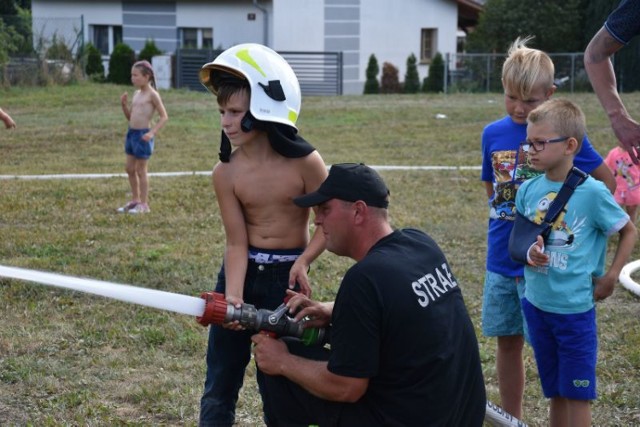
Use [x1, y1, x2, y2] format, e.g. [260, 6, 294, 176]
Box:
[521, 136, 569, 153]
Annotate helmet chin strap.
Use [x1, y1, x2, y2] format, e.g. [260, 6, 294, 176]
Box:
[241, 111, 265, 133]
[218, 112, 266, 163]
[219, 131, 232, 162]
[219, 120, 315, 163]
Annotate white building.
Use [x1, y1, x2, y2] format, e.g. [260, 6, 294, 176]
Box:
[32, 0, 481, 94]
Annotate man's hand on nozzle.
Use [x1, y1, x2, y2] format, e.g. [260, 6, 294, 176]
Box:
[251, 333, 289, 376]
[285, 290, 332, 328]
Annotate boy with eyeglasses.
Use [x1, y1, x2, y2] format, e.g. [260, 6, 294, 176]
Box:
[480, 36, 615, 419]
[514, 98, 636, 426]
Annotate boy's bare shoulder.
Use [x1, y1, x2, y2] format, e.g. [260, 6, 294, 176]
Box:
[212, 159, 233, 180]
[291, 149, 326, 170]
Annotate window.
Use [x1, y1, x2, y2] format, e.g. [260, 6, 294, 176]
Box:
[179, 27, 213, 49]
[457, 33, 466, 54]
[91, 24, 123, 55]
[420, 28, 437, 63]
[202, 28, 213, 49]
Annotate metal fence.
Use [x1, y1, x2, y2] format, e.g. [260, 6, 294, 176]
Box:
[176, 49, 343, 96]
[1, 16, 84, 86]
[175, 49, 220, 91]
[444, 52, 590, 94]
[279, 51, 343, 96]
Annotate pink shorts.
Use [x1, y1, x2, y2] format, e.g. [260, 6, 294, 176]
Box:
[615, 187, 640, 206]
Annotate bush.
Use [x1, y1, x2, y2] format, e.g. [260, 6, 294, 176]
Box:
[84, 42, 104, 80]
[422, 52, 445, 93]
[45, 33, 72, 61]
[404, 53, 420, 93]
[138, 39, 163, 63]
[380, 62, 401, 94]
[108, 42, 135, 85]
[363, 54, 379, 94]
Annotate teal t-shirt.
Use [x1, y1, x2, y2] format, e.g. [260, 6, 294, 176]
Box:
[516, 174, 629, 314]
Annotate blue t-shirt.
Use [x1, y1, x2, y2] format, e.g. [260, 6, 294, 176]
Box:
[605, 0, 640, 45]
[481, 116, 604, 277]
[516, 175, 628, 314]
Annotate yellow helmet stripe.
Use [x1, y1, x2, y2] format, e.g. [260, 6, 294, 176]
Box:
[236, 48, 267, 77]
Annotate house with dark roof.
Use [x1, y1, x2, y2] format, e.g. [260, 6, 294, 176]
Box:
[32, 0, 482, 94]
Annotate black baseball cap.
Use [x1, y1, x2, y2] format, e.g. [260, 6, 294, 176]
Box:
[293, 163, 389, 208]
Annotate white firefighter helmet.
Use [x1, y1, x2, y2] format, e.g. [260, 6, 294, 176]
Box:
[199, 43, 301, 129]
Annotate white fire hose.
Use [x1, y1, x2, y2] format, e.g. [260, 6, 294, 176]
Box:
[1, 264, 527, 425]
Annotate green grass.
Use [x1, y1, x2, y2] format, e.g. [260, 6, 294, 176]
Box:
[1, 82, 640, 425]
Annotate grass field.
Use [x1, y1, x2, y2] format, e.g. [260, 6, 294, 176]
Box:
[1, 82, 640, 426]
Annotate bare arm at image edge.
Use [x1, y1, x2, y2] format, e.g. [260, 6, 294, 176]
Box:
[585, 26, 640, 164]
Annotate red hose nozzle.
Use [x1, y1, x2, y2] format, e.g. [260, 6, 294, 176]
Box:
[197, 291, 229, 326]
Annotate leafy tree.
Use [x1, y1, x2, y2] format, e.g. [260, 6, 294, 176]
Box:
[0, 1, 31, 14]
[0, 5, 31, 55]
[108, 42, 135, 85]
[422, 52, 444, 93]
[583, 0, 616, 46]
[468, 0, 640, 92]
[0, 19, 22, 65]
[467, 0, 584, 53]
[380, 61, 401, 94]
[138, 39, 163, 62]
[363, 53, 379, 94]
[404, 53, 420, 93]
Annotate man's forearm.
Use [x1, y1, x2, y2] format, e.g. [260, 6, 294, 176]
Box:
[585, 28, 627, 121]
[280, 354, 364, 402]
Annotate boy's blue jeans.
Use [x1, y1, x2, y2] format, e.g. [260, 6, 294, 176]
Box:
[199, 257, 299, 427]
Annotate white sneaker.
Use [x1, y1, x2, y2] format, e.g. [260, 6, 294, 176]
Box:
[128, 203, 150, 214]
[117, 201, 138, 213]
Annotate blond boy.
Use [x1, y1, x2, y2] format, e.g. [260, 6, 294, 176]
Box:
[480, 37, 615, 418]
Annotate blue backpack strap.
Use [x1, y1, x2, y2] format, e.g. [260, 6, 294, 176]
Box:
[543, 167, 588, 225]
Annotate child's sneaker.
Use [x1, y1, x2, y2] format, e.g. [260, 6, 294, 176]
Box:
[117, 201, 138, 213]
[128, 203, 150, 214]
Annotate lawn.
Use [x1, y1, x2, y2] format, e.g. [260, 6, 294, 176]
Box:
[1, 83, 640, 426]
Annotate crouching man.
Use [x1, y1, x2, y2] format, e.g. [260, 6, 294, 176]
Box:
[252, 163, 486, 426]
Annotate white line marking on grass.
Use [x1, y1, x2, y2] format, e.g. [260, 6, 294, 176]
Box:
[0, 165, 481, 181]
[0, 171, 212, 180]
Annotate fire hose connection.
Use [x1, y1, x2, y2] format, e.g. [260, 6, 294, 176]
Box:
[197, 291, 328, 346]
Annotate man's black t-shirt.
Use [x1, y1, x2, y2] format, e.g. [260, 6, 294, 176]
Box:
[328, 228, 486, 426]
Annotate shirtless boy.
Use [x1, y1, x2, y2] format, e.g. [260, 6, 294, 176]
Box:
[197, 43, 327, 427]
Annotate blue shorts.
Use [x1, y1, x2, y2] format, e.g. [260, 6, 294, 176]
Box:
[522, 298, 597, 400]
[482, 270, 528, 340]
[125, 128, 154, 159]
